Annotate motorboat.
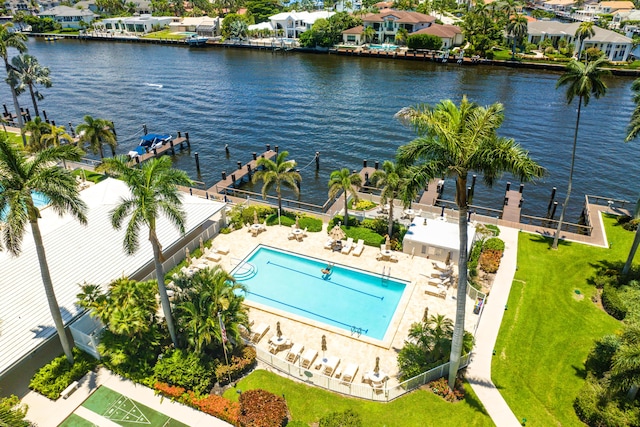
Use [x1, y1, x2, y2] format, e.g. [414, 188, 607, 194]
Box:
[139, 133, 171, 150]
[186, 34, 208, 47]
[127, 146, 146, 159]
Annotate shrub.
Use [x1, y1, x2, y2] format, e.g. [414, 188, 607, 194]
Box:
[191, 392, 240, 425]
[353, 200, 376, 211]
[585, 335, 621, 378]
[574, 376, 640, 427]
[361, 218, 388, 235]
[215, 346, 256, 385]
[319, 409, 362, 426]
[0, 395, 31, 427]
[265, 212, 323, 231]
[29, 348, 98, 399]
[343, 226, 385, 247]
[238, 389, 288, 427]
[479, 249, 502, 274]
[618, 214, 640, 231]
[154, 382, 186, 399]
[483, 237, 505, 252]
[468, 240, 483, 278]
[407, 33, 443, 50]
[428, 377, 465, 402]
[602, 282, 628, 320]
[228, 205, 276, 230]
[153, 349, 215, 395]
[485, 224, 500, 236]
[329, 215, 360, 228]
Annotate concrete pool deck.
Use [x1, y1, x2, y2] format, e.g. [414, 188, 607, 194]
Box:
[204, 222, 480, 387]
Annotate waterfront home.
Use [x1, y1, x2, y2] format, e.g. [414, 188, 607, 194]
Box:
[169, 16, 221, 37]
[362, 10, 436, 44]
[411, 24, 463, 49]
[542, 0, 576, 13]
[75, 0, 151, 14]
[572, 1, 634, 22]
[527, 21, 633, 61]
[38, 5, 97, 29]
[268, 10, 335, 38]
[97, 15, 175, 34]
[612, 9, 640, 32]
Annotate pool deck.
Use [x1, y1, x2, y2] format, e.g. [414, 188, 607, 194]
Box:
[206, 222, 479, 387]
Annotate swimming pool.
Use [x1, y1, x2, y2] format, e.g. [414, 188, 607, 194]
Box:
[0, 191, 50, 221]
[232, 245, 408, 341]
[369, 44, 398, 51]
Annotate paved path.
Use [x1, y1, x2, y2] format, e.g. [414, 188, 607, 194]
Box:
[22, 367, 233, 427]
[466, 226, 522, 427]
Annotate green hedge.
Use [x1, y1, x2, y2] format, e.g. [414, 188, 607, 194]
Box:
[602, 282, 627, 320]
[483, 237, 505, 252]
[153, 349, 215, 395]
[468, 240, 483, 278]
[29, 349, 99, 399]
[343, 227, 385, 247]
[266, 212, 323, 232]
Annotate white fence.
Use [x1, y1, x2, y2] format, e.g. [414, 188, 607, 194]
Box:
[255, 346, 471, 402]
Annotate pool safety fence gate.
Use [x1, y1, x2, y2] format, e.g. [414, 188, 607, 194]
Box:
[255, 346, 471, 402]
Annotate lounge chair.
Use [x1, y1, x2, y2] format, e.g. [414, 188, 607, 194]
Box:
[323, 356, 341, 377]
[302, 227, 308, 237]
[213, 246, 230, 255]
[288, 232, 296, 240]
[428, 276, 449, 287]
[341, 237, 354, 254]
[341, 363, 359, 384]
[390, 254, 399, 263]
[352, 239, 365, 257]
[250, 323, 270, 343]
[206, 251, 221, 262]
[425, 281, 447, 299]
[324, 238, 334, 250]
[285, 343, 304, 363]
[300, 349, 318, 369]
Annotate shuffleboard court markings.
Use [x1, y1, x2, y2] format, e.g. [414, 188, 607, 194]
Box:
[103, 395, 150, 424]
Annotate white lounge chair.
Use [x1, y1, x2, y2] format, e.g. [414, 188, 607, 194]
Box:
[341, 237, 354, 254]
[250, 323, 270, 343]
[352, 239, 365, 257]
[301, 349, 318, 369]
[213, 246, 230, 255]
[323, 356, 341, 377]
[285, 343, 304, 363]
[205, 251, 221, 262]
[324, 238, 334, 250]
[341, 363, 359, 384]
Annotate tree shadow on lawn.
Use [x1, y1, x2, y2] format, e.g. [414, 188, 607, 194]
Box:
[462, 380, 491, 416]
[571, 364, 587, 380]
[526, 233, 573, 249]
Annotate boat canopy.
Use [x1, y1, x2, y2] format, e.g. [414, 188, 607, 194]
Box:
[140, 133, 171, 148]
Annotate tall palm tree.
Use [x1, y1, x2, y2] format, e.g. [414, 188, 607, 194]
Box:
[76, 115, 117, 159]
[370, 160, 414, 237]
[11, 54, 51, 119]
[0, 23, 27, 140]
[506, 15, 528, 59]
[22, 116, 50, 152]
[97, 155, 193, 347]
[552, 58, 609, 250]
[575, 21, 595, 63]
[41, 123, 72, 148]
[328, 168, 362, 228]
[173, 265, 249, 354]
[362, 26, 376, 44]
[252, 151, 301, 214]
[622, 198, 640, 276]
[0, 136, 87, 363]
[396, 97, 544, 389]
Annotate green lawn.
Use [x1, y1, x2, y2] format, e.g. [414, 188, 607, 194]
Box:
[493, 214, 625, 426]
[59, 413, 97, 427]
[143, 30, 186, 40]
[223, 369, 494, 426]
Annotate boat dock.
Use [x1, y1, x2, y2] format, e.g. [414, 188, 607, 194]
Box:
[206, 147, 277, 195]
[502, 183, 524, 222]
[129, 132, 190, 166]
[419, 178, 445, 205]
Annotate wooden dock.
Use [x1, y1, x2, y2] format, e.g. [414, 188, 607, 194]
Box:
[502, 189, 523, 222]
[419, 178, 445, 205]
[207, 150, 277, 194]
[129, 133, 189, 166]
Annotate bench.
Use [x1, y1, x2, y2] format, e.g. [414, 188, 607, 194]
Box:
[61, 381, 79, 399]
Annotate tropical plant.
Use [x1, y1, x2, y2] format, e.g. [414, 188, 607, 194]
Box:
[552, 58, 609, 250]
[575, 21, 595, 63]
[0, 136, 87, 363]
[0, 23, 27, 141]
[370, 160, 414, 237]
[252, 150, 301, 214]
[41, 123, 72, 148]
[172, 265, 249, 354]
[328, 168, 362, 229]
[506, 14, 527, 59]
[362, 26, 375, 44]
[22, 116, 50, 152]
[97, 155, 193, 347]
[394, 27, 409, 46]
[10, 54, 51, 118]
[0, 394, 33, 426]
[76, 115, 117, 159]
[396, 96, 544, 388]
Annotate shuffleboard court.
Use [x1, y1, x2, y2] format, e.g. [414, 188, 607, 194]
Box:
[61, 386, 189, 427]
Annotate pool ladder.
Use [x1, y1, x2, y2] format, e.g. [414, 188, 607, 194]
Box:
[381, 266, 390, 287]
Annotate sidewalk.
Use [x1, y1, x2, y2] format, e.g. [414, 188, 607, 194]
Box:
[22, 367, 233, 427]
[466, 226, 522, 427]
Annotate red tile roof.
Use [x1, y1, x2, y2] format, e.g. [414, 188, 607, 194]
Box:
[412, 24, 461, 38]
[342, 25, 363, 34]
[363, 10, 436, 24]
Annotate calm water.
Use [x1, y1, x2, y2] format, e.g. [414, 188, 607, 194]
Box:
[234, 245, 406, 340]
[2, 38, 638, 220]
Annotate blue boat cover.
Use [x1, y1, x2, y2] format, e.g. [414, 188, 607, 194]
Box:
[140, 133, 171, 147]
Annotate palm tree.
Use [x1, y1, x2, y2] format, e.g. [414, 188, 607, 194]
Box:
[622, 198, 640, 276]
[552, 58, 609, 250]
[370, 160, 415, 237]
[41, 123, 72, 148]
[0, 23, 27, 137]
[396, 96, 544, 389]
[0, 136, 87, 363]
[11, 54, 51, 118]
[575, 21, 595, 63]
[97, 155, 193, 347]
[362, 26, 376, 44]
[395, 28, 409, 46]
[506, 15, 528, 59]
[626, 78, 640, 143]
[252, 151, 301, 214]
[328, 168, 363, 228]
[22, 116, 50, 152]
[173, 265, 249, 353]
[76, 115, 117, 159]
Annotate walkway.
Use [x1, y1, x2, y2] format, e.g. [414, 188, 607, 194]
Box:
[21, 367, 233, 427]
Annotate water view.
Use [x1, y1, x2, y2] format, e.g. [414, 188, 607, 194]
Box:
[3, 38, 638, 220]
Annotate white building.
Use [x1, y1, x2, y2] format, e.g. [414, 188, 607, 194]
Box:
[97, 15, 174, 34]
[169, 16, 221, 37]
[268, 10, 335, 38]
[527, 21, 633, 61]
[38, 5, 97, 29]
[402, 217, 476, 263]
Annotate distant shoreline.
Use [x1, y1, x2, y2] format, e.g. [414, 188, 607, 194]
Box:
[27, 32, 640, 77]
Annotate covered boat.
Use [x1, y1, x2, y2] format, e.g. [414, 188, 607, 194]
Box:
[139, 133, 171, 150]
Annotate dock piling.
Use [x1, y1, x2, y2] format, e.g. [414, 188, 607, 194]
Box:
[316, 152, 320, 170]
[266, 144, 271, 151]
[195, 152, 200, 173]
[69, 122, 75, 137]
[548, 187, 557, 211]
[506, 182, 511, 192]
[170, 140, 175, 155]
[237, 161, 242, 170]
[143, 124, 147, 135]
[225, 144, 230, 157]
[363, 159, 367, 168]
[275, 145, 279, 153]
[222, 171, 227, 180]
[185, 132, 189, 148]
[374, 161, 379, 170]
[111, 121, 116, 136]
[253, 152, 257, 160]
[153, 147, 158, 157]
[519, 183, 524, 194]
[550, 201, 558, 219]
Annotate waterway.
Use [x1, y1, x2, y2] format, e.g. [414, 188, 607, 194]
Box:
[3, 38, 639, 221]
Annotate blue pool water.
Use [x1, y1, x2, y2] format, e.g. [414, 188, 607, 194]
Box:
[233, 246, 407, 340]
[0, 192, 50, 221]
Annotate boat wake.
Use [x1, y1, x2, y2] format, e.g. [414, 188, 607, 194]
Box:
[145, 83, 163, 89]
